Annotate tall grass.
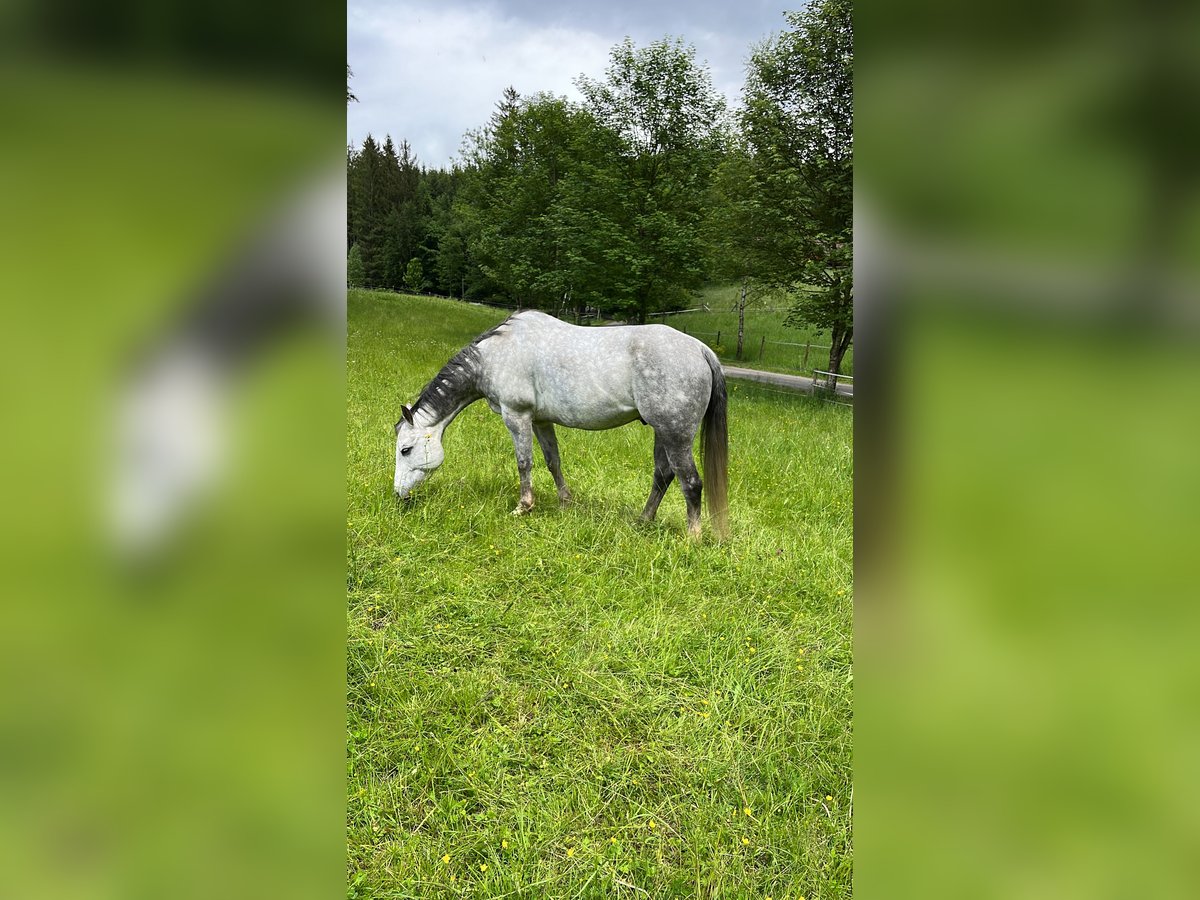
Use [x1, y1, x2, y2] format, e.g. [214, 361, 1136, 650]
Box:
[347, 290, 853, 898]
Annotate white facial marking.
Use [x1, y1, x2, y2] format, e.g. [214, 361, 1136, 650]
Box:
[394, 419, 445, 498]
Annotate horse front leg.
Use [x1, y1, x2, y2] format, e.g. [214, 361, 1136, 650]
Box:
[502, 410, 535, 515]
[533, 422, 572, 506]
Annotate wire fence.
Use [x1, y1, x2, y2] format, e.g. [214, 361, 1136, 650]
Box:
[648, 306, 795, 317]
[728, 378, 853, 407]
[673, 326, 844, 375]
[363, 288, 850, 377]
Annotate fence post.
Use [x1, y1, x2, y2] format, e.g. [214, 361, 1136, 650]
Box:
[802, 342, 810, 369]
[759, 335, 766, 360]
[716, 330, 721, 347]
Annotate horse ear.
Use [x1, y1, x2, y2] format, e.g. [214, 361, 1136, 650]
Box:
[401, 405, 414, 426]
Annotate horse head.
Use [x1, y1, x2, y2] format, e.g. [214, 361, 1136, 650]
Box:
[393, 404, 446, 499]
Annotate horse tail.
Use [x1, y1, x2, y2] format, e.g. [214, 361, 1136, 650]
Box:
[701, 349, 730, 538]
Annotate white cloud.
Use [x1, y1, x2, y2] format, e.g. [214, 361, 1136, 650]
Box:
[348, 2, 613, 166]
[347, 0, 786, 167]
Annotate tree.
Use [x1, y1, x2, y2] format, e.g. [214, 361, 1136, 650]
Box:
[576, 38, 728, 322]
[704, 143, 772, 360]
[462, 90, 625, 313]
[403, 258, 425, 294]
[348, 134, 389, 286]
[742, 2, 853, 383]
[347, 243, 365, 288]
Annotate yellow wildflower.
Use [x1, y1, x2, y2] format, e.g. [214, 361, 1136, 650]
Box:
[742, 837, 750, 845]
[566, 847, 575, 858]
[480, 863, 488, 872]
[501, 840, 509, 850]
[744, 807, 752, 816]
[441, 854, 450, 864]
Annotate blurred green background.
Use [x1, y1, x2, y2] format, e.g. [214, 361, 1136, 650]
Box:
[0, 5, 345, 899]
[856, 2, 1200, 898]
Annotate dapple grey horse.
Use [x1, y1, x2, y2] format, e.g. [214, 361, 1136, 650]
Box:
[394, 311, 729, 538]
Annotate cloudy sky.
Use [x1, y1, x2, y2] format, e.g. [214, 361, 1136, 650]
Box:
[348, 0, 797, 167]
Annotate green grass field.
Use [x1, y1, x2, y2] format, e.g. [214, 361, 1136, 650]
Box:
[651, 286, 853, 378]
[346, 290, 853, 899]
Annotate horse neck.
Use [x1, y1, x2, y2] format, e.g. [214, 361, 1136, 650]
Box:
[413, 354, 483, 431]
[413, 398, 474, 432]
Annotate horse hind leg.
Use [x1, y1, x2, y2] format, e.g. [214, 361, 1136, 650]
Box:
[640, 433, 675, 522]
[663, 438, 703, 539]
[533, 422, 572, 506]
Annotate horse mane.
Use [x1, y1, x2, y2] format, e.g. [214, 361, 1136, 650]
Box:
[411, 316, 513, 420]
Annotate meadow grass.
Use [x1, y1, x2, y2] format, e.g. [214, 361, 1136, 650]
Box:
[347, 290, 853, 898]
[654, 285, 854, 378]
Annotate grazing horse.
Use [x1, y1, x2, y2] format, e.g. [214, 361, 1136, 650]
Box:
[393, 310, 728, 538]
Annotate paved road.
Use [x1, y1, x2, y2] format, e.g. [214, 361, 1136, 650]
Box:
[722, 365, 853, 399]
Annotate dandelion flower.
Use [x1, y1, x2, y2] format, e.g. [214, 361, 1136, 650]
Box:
[826, 794, 833, 802]
[742, 837, 750, 845]
[566, 847, 575, 858]
[442, 854, 451, 864]
[647, 821, 656, 829]
[480, 863, 488, 872]
[610, 837, 618, 844]
[501, 840, 508, 850]
[744, 807, 752, 816]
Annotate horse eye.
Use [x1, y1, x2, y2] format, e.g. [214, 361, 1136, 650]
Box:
[400, 446, 413, 456]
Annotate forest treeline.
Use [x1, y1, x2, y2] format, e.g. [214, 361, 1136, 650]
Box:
[347, 1, 852, 374]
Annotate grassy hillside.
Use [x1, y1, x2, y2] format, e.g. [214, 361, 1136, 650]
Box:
[346, 290, 853, 898]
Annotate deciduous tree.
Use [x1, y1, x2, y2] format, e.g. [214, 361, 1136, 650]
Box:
[577, 38, 728, 322]
[742, 2, 853, 382]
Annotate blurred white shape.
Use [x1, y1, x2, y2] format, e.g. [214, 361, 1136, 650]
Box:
[111, 344, 225, 557]
[108, 167, 345, 561]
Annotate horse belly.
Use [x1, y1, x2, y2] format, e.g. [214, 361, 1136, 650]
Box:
[537, 395, 640, 431]
[532, 368, 640, 430]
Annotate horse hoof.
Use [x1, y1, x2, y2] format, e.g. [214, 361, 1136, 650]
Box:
[512, 504, 532, 517]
